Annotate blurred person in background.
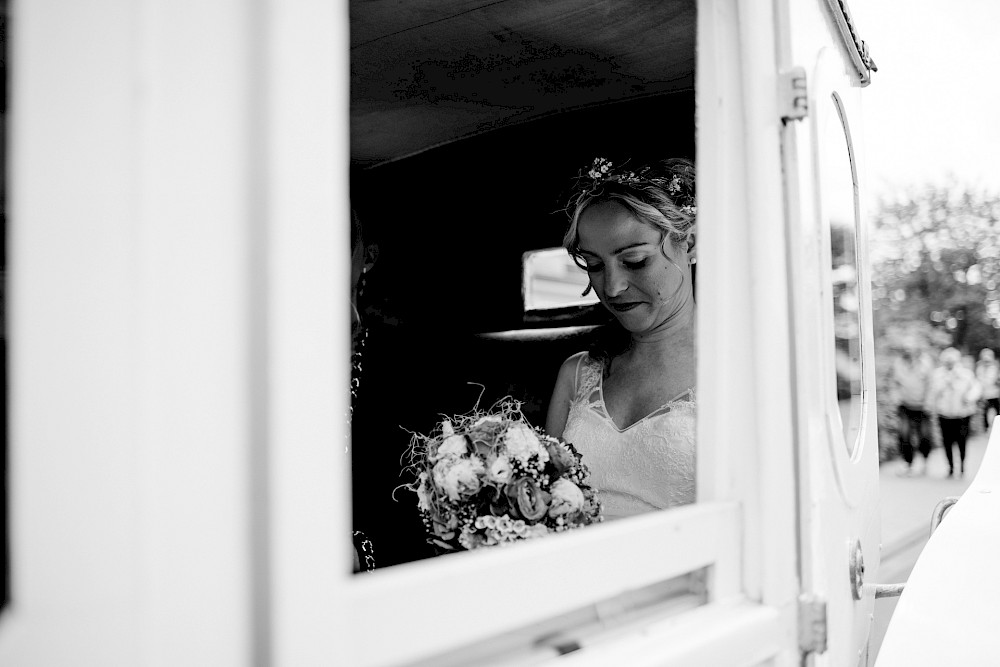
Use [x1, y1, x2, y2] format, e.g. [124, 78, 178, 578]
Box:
[926, 347, 981, 478]
[975, 348, 1000, 433]
[889, 347, 933, 476]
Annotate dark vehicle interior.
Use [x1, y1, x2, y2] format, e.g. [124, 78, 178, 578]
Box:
[350, 0, 696, 567]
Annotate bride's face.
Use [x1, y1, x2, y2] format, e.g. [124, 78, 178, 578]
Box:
[576, 200, 693, 335]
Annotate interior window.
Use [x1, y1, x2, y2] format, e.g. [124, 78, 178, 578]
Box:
[523, 248, 599, 311]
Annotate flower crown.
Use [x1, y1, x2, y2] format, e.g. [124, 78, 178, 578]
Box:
[572, 157, 697, 217]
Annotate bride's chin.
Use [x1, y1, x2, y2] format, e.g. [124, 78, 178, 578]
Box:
[613, 313, 649, 333]
[603, 304, 654, 331]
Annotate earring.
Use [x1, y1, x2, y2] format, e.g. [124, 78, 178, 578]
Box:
[581, 283, 593, 297]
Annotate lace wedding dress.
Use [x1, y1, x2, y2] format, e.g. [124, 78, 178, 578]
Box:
[563, 353, 696, 520]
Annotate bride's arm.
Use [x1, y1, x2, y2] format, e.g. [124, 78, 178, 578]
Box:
[545, 353, 583, 437]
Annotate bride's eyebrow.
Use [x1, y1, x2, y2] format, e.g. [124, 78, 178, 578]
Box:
[613, 241, 655, 254]
[578, 241, 654, 258]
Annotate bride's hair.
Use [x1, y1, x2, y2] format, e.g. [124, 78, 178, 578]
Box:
[562, 157, 696, 265]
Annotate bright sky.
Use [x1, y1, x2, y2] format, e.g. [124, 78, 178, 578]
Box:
[855, 0, 1000, 202]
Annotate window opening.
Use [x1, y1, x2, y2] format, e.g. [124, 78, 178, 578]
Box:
[523, 248, 599, 312]
[824, 92, 864, 453]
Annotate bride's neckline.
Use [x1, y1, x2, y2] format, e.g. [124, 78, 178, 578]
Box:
[597, 372, 694, 432]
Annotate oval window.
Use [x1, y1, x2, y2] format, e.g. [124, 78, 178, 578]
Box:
[823, 93, 863, 453]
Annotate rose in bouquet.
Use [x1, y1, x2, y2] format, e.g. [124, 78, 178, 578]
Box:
[400, 399, 603, 551]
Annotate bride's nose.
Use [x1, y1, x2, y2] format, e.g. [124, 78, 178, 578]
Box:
[605, 265, 629, 298]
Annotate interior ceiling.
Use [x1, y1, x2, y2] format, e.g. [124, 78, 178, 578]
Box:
[351, 0, 696, 166]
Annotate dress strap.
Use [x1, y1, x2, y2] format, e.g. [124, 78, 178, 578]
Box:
[574, 354, 603, 398]
[572, 353, 585, 396]
[641, 388, 697, 422]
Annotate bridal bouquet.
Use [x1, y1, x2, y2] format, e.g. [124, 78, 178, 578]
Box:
[401, 400, 603, 552]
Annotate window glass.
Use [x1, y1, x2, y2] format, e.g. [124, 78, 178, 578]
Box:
[349, 1, 699, 577]
[823, 93, 864, 453]
[523, 248, 600, 311]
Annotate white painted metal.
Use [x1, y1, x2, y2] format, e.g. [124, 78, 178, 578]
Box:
[1, 4, 148, 663]
[0, 1, 348, 664]
[350, 503, 742, 665]
[264, 0, 351, 664]
[554, 600, 788, 667]
[0, 0, 884, 665]
[779, 0, 882, 664]
[876, 426, 1000, 665]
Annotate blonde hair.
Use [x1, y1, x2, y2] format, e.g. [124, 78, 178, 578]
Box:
[563, 157, 696, 263]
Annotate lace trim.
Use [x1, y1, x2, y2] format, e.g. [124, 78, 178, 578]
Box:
[563, 359, 697, 517]
[577, 354, 603, 395]
[572, 354, 695, 432]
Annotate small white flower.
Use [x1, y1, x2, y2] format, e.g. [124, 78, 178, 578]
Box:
[503, 423, 549, 465]
[548, 479, 585, 517]
[488, 454, 513, 484]
[416, 472, 432, 511]
[436, 433, 468, 458]
[459, 527, 475, 549]
[432, 456, 485, 501]
[525, 524, 549, 539]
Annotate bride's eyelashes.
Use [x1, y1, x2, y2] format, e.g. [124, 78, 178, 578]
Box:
[584, 258, 650, 274]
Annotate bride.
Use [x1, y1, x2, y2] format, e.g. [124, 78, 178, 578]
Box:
[546, 157, 697, 521]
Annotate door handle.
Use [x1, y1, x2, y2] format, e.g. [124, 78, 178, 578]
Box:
[866, 582, 905, 599]
[930, 496, 960, 536]
[849, 498, 961, 602]
[849, 539, 905, 600]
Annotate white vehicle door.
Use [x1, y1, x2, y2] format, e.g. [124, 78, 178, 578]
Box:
[781, 8, 881, 664]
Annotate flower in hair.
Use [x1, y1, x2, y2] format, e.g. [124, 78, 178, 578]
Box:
[586, 157, 613, 180]
[579, 157, 642, 197]
[574, 157, 697, 217]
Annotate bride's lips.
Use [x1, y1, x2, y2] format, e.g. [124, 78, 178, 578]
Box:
[610, 302, 642, 312]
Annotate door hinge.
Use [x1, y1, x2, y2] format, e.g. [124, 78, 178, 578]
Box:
[780, 67, 809, 122]
[798, 594, 828, 655]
